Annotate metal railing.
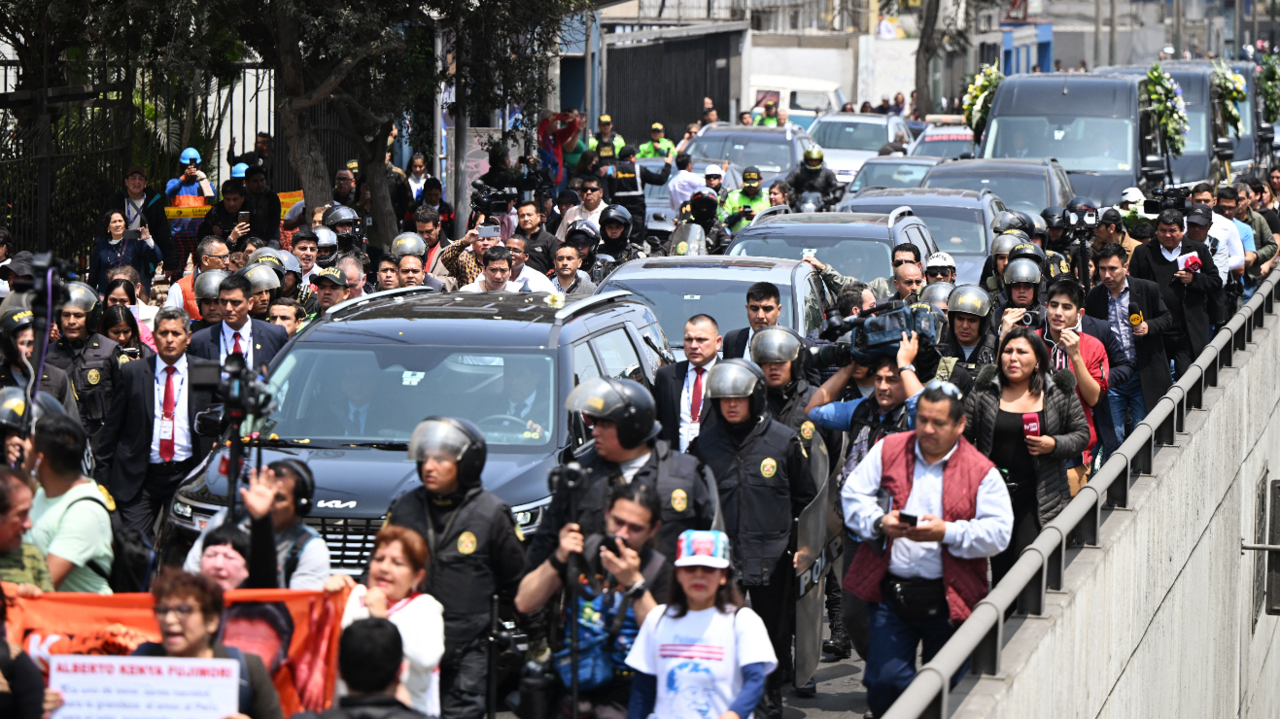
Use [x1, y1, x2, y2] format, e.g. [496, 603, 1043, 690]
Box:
[883, 272, 1280, 719]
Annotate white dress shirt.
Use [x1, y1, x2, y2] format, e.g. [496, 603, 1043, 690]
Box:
[512, 265, 557, 293]
[667, 170, 705, 213]
[459, 279, 527, 293]
[555, 204, 606, 241]
[842, 438, 1013, 580]
[679, 358, 716, 452]
[150, 355, 192, 463]
[1204, 213, 1244, 274]
[220, 320, 254, 367]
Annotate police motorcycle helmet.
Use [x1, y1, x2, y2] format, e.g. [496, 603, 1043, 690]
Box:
[1041, 206, 1067, 232]
[598, 204, 633, 238]
[918, 282, 955, 311]
[408, 416, 488, 489]
[991, 231, 1024, 259]
[947, 285, 993, 322]
[748, 326, 807, 383]
[390, 232, 428, 260]
[564, 220, 602, 256]
[61, 282, 104, 334]
[564, 376, 660, 449]
[688, 187, 720, 223]
[705, 359, 768, 421]
[0, 386, 67, 433]
[802, 147, 825, 166]
[1065, 196, 1101, 230]
[323, 204, 362, 243]
[0, 308, 33, 365]
[1002, 257, 1043, 287]
[992, 210, 1032, 236]
[1007, 241, 1048, 274]
[313, 226, 340, 269]
[194, 269, 231, 303]
[1030, 213, 1050, 246]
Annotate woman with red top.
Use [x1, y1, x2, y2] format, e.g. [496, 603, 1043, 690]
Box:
[539, 109, 581, 192]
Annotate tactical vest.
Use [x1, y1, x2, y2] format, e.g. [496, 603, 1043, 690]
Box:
[611, 162, 644, 201]
[0, 363, 73, 408]
[592, 132, 620, 164]
[694, 417, 797, 585]
[46, 334, 119, 437]
[843, 431, 993, 622]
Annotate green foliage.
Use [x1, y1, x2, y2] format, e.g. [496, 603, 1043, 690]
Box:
[1261, 55, 1280, 124]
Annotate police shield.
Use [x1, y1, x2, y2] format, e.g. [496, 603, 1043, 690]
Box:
[793, 431, 840, 688]
[668, 223, 706, 256]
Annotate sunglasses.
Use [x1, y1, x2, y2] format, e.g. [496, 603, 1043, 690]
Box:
[925, 378, 963, 399]
[926, 268, 953, 278]
[892, 259, 915, 267]
[582, 187, 602, 193]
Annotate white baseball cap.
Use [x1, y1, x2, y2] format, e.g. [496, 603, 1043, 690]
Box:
[704, 164, 724, 177]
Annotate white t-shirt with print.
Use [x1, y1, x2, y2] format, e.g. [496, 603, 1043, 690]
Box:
[625, 604, 777, 719]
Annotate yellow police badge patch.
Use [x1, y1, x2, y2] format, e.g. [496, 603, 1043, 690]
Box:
[800, 421, 815, 440]
[87, 369, 101, 385]
[760, 457, 777, 478]
[676, 241, 689, 255]
[457, 531, 478, 555]
[671, 488, 688, 512]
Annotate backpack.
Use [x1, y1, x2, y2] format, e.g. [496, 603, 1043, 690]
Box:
[66, 487, 155, 593]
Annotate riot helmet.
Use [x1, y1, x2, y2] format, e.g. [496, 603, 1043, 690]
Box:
[0, 386, 66, 434]
[705, 359, 768, 422]
[248, 247, 283, 266]
[1007, 242, 1048, 272]
[689, 188, 720, 224]
[0, 308, 32, 366]
[1041, 206, 1067, 231]
[324, 205, 361, 237]
[391, 232, 427, 259]
[991, 232, 1023, 258]
[60, 282, 103, 335]
[237, 263, 281, 297]
[564, 220, 602, 257]
[992, 210, 1032, 235]
[1030, 213, 1049, 245]
[918, 282, 956, 311]
[314, 226, 340, 268]
[194, 269, 230, 301]
[1002, 257, 1042, 286]
[946, 285, 993, 319]
[564, 377, 660, 449]
[749, 326, 806, 385]
[408, 416, 487, 489]
[598, 205, 633, 239]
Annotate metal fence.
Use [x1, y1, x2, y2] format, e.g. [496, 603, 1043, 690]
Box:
[882, 273, 1280, 718]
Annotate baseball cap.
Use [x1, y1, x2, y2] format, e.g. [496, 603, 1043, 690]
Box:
[126, 165, 147, 179]
[315, 267, 349, 287]
[599, 114, 612, 124]
[1099, 208, 1124, 225]
[742, 166, 762, 186]
[651, 122, 664, 131]
[763, 100, 776, 109]
[926, 251, 956, 269]
[1121, 187, 1145, 205]
[0, 252, 34, 281]
[673, 530, 731, 569]
[1186, 205, 1213, 227]
[556, 189, 580, 206]
[704, 164, 723, 177]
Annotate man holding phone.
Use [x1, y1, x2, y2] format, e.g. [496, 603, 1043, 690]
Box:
[196, 181, 252, 252]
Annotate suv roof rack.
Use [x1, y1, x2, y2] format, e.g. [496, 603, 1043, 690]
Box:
[553, 290, 633, 326]
[325, 285, 440, 319]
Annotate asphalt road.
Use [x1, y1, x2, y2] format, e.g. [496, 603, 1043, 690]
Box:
[781, 652, 870, 718]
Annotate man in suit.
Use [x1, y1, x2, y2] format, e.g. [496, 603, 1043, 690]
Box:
[723, 282, 783, 360]
[654, 314, 720, 451]
[1127, 209, 1221, 378]
[188, 272, 290, 374]
[97, 307, 218, 536]
[1087, 242, 1175, 444]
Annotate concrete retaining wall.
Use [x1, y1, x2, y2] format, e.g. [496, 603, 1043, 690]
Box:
[953, 311, 1280, 718]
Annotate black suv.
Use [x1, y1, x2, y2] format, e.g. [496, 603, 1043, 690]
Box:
[159, 288, 670, 572]
[921, 158, 1073, 214]
[682, 124, 817, 181]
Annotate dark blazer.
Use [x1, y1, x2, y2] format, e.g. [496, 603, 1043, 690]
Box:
[1085, 276, 1175, 412]
[188, 319, 290, 372]
[723, 328, 749, 359]
[653, 360, 720, 446]
[1126, 239, 1220, 362]
[103, 188, 173, 273]
[96, 355, 218, 504]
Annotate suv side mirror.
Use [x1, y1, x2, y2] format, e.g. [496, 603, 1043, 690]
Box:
[1215, 136, 1235, 162]
[1260, 122, 1275, 145]
[195, 405, 226, 437]
[957, 152, 974, 160]
[1142, 154, 1166, 184]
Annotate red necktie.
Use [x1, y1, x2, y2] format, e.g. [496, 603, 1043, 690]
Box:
[160, 366, 176, 462]
[232, 331, 243, 356]
[691, 367, 705, 422]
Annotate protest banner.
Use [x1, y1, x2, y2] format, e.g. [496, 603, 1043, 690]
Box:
[49, 654, 239, 719]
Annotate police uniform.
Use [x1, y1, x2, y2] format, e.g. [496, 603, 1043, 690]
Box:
[0, 362, 80, 422]
[45, 333, 122, 442]
[720, 187, 770, 234]
[664, 217, 731, 256]
[588, 132, 626, 166]
[608, 160, 672, 243]
[636, 137, 675, 158]
[527, 439, 718, 567]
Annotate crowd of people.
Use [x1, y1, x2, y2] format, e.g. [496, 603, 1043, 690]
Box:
[2, 97, 1278, 719]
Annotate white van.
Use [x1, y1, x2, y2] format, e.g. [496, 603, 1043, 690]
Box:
[749, 75, 849, 131]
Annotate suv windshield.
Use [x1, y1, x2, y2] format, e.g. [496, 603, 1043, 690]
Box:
[981, 116, 1135, 172]
[849, 162, 930, 192]
[685, 136, 793, 173]
[911, 132, 975, 158]
[264, 345, 557, 450]
[728, 235, 892, 285]
[842, 204, 987, 253]
[925, 171, 1047, 213]
[599, 277, 795, 343]
[809, 120, 887, 152]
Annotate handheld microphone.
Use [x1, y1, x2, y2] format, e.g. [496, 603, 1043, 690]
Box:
[1128, 302, 1144, 327]
[1022, 413, 1041, 437]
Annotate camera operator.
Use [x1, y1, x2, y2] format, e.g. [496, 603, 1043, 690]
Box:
[514, 481, 671, 718]
[45, 282, 123, 447]
[940, 285, 998, 373]
[1091, 208, 1141, 260]
[530, 377, 716, 568]
[690, 359, 813, 719]
[993, 258, 1046, 338]
[385, 417, 527, 719]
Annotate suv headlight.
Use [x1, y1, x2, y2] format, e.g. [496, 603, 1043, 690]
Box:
[511, 496, 553, 539]
[173, 501, 193, 518]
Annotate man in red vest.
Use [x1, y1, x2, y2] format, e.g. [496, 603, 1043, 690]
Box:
[841, 382, 1013, 717]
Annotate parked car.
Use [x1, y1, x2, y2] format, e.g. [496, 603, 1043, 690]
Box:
[807, 112, 917, 185]
[843, 156, 940, 195]
[596, 256, 832, 360]
[749, 75, 849, 130]
[682, 124, 817, 181]
[909, 116, 977, 158]
[976, 73, 1167, 204]
[922, 158, 1073, 214]
[158, 288, 670, 571]
[838, 187, 1007, 285]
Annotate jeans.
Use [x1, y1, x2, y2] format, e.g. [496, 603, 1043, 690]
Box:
[1107, 373, 1147, 445]
[864, 594, 967, 717]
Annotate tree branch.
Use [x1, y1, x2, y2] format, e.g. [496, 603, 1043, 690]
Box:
[288, 35, 405, 112]
[330, 90, 392, 128]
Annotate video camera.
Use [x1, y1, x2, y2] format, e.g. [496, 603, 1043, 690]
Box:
[1144, 186, 1192, 214]
[810, 300, 946, 366]
[470, 181, 520, 217]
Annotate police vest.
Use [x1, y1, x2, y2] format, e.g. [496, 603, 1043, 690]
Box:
[693, 417, 796, 585]
[591, 133, 623, 163]
[612, 161, 644, 201]
[46, 335, 119, 434]
[389, 486, 507, 656]
[571, 440, 712, 562]
[0, 363, 73, 409]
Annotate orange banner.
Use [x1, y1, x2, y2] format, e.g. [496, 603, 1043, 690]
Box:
[278, 190, 304, 218]
[3, 583, 349, 716]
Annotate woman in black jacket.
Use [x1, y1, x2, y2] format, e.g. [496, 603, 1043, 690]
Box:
[964, 327, 1090, 584]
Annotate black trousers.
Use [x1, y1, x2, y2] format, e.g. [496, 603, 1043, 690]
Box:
[439, 637, 488, 719]
[118, 458, 198, 539]
[745, 557, 795, 682]
[1166, 335, 1194, 380]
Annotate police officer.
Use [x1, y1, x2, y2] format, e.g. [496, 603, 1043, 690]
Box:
[587, 114, 625, 166]
[0, 308, 80, 422]
[386, 417, 528, 719]
[324, 204, 378, 271]
[262, 246, 318, 313]
[529, 377, 719, 567]
[314, 225, 341, 269]
[992, 257, 1045, 337]
[597, 204, 640, 261]
[667, 187, 731, 255]
[721, 166, 770, 234]
[44, 282, 122, 447]
[563, 220, 610, 284]
[1042, 205, 1069, 247]
[690, 359, 814, 719]
[783, 148, 841, 208]
[388, 233, 446, 292]
[636, 122, 676, 158]
[940, 285, 998, 372]
[610, 145, 672, 244]
[237, 262, 282, 322]
[190, 269, 229, 334]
